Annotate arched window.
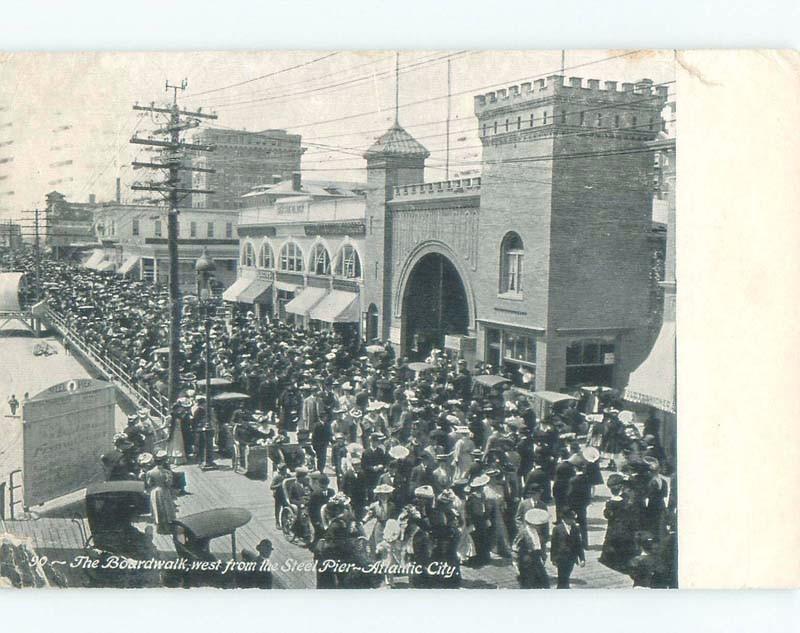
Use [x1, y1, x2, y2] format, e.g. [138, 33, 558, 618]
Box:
[500, 232, 524, 294]
[279, 241, 304, 272]
[334, 244, 361, 279]
[258, 242, 274, 268]
[310, 243, 331, 275]
[241, 241, 256, 267]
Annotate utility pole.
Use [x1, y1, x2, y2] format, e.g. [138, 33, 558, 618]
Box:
[33, 208, 41, 300]
[130, 79, 217, 407]
[445, 57, 451, 181]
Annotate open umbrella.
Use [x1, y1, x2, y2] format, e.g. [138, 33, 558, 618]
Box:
[473, 374, 511, 388]
[407, 361, 434, 373]
[212, 391, 250, 402]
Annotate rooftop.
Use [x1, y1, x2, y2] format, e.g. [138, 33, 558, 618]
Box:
[364, 122, 430, 159]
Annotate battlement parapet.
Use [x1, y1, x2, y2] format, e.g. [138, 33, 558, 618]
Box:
[391, 177, 481, 200]
[474, 75, 668, 115]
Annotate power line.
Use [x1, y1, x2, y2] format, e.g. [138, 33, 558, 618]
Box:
[209, 51, 472, 111]
[188, 52, 341, 97]
[266, 50, 644, 132]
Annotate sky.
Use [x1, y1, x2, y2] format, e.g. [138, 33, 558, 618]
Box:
[0, 49, 675, 222]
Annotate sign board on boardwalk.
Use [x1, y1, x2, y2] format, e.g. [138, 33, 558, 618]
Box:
[22, 378, 116, 507]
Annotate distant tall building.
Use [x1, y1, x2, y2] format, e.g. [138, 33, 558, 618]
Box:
[188, 128, 304, 210]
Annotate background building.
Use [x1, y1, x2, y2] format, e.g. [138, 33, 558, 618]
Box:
[93, 203, 240, 291]
[363, 75, 668, 392]
[188, 128, 304, 210]
[229, 173, 366, 332]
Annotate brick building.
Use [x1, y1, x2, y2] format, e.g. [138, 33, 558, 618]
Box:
[363, 75, 667, 392]
[188, 128, 304, 210]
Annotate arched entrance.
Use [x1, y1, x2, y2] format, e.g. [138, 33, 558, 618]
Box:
[365, 303, 379, 342]
[402, 252, 469, 360]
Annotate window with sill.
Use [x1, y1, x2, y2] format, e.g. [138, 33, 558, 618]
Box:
[258, 241, 274, 268]
[241, 241, 256, 267]
[311, 243, 331, 275]
[279, 241, 304, 272]
[334, 244, 361, 279]
[499, 231, 524, 295]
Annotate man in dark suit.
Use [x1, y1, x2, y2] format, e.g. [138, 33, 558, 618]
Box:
[550, 508, 585, 588]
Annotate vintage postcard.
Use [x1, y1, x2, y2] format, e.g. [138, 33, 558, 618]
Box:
[0, 49, 794, 590]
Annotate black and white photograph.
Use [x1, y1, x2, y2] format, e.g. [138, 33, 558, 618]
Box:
[1, 49, 678, 589]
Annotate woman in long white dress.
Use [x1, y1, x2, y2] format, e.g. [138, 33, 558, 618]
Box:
[145, 458, 177, 535]
[166, 414, 187, 466]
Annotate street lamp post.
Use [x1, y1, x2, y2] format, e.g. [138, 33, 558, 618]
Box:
[195, 247, 216, 468]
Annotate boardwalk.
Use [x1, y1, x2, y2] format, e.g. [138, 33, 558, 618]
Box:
[1, 452, 631, 589]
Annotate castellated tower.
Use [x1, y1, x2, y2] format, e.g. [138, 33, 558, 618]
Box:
[362, 122, 430, 341]
[473, 76, 667, 390]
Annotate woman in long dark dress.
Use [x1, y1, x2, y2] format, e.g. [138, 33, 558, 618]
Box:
[599, 475, 639, 572]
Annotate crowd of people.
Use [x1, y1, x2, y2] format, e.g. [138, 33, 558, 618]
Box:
[6, 253, 677, 589]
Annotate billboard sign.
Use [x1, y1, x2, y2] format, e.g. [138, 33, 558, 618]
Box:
[22, 379, 116, 507]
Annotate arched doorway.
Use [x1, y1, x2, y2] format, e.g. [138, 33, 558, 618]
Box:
[402, 252, 469, 360]
[366, 303, 379, 342]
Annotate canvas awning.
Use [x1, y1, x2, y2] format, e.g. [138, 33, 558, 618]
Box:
[308, 290, 359, 323]
[83, 250, 105, 269]
[623, 321, 676, 414]
[275, 281, 300, 293]
[238, 279, 272, 304]
[284, 286, 326, 316]
[222, 277, 252, 302]
[118, 255, 140, 275]
[0, 272, 24, 312]
[96, 260, 116, 272]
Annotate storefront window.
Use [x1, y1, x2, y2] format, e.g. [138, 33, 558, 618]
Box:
[565, 339, 616, 387]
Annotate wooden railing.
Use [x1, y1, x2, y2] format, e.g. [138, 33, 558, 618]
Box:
[41, 307, 170, 449]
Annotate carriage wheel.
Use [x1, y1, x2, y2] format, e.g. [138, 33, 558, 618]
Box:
[279, 506, 296, 542]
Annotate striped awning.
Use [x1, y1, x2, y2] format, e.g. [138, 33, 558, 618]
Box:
[222, 277, 252, 302]
[624, 321, 676, 414]
[284, 286, 326, 316]
[308, 290, 359, 323]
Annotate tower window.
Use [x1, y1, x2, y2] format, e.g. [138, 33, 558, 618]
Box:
[596, 113, 602, 127]
[504, 119, 509, 132]
[632, 115, 638, 129]
[493, 121, 497, 134]
[482, 124, 487, 137]
[579, 112, 585, 126]
[530, 113, 535, 127]
[516, 116, 521, 130]
[614, 114, 620, 128]
[499, 232, 524, 295]
[132, 218, 139, 237]
[542, 111, 548, 125]
[649, 116, 655, 130]
[561, 110, 567, 124]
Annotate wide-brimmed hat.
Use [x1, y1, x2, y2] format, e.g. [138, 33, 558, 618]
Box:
[414, 485, 435, 499]
[471, 474, 490, 487]
[374, 483, 395, 495]
[524, 508, 550, 526]
[581, 446, 601, 463]
[388, 445, 410, 460]
[137, 452, 154, 466]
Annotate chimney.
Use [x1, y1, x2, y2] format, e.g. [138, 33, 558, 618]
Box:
[272, 174, 282, 184]
[291, 171, 302, 192]
[115, 177, 121, 203]
[89, 193, 96, 204]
